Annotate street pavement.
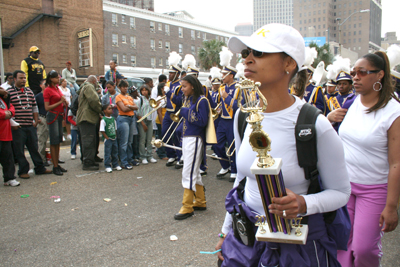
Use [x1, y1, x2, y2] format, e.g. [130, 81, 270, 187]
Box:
[1, 144, 399, 267]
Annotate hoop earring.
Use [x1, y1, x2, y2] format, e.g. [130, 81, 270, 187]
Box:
[373, 81, 382, 92]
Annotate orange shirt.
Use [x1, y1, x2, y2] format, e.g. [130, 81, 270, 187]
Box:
[116, 94, 135, 116]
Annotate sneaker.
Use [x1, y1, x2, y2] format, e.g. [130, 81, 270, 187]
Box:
[216, 168, 230, 179]
[200, 170, 207, 176]
[166, 158, 176, 167]
[114, 166, 122, 171]
[67, 134, 72, 140]
[229, 173, 237, 183]
[63, 136, 66, 141]
[211, 153, 218, 160]
[142, 159, 148, 165]
[124, 165, 133, 170]
[105, 167, 112, 173]
[130, 161, 140, 166]
[175, 160, 183, 169]
[4, 179, 20, 187]
[149, 158, 157, 163]
[71, 154, 76, 160]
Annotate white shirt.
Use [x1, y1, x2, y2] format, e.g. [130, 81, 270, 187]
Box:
[59, 86, 71, 106]
[1, 82, 12, 90]
[222, 96, 351, 234]
[339, 96, 400, 185]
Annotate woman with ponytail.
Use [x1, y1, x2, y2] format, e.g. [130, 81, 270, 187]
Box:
[337, 51, 400, 267]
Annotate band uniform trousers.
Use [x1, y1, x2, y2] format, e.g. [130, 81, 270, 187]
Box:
[182, 137, 204, 191]
[213, 118, 236, 173]
[0, 141, 16, 182]
[12, 126, 46, 175]
[78, 121, 97, 166]
[37, 116, 49, 163]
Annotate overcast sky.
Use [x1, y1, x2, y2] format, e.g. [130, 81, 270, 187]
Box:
[154, 0, 400, 38]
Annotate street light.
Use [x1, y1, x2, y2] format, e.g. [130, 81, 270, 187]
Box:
[337, 9, 370, 55]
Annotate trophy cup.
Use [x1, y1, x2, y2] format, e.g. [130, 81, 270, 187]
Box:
[237, 79, 308, 245]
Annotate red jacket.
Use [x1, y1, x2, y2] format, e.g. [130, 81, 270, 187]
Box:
[0, 98, 15, 141]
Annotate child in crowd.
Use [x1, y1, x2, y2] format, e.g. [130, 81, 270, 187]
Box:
[100, 104, 121, 173]
[129, 86, 141, 164]
[67, 108, 80, 160]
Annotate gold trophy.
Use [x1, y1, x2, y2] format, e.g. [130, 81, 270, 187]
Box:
[236, 79, 308, 245]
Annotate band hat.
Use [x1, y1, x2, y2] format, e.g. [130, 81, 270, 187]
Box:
[29, 46, 40, 53]
[212, 78, 222, 84]
[228, 23, 305, 70]
[326, 79, 337, 87]
[391, 70, 400, 85]
[221, 66, 237, 76]
[187, 66, 200, 75]
[169, 65, 182, 73]
[336, 71, 352, 82]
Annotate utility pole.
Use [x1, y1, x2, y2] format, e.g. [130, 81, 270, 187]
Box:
[0, 17, 4, 84]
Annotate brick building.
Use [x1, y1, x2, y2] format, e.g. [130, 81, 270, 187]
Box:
[103, 0, 237, 71]
[0, 0, 104, 77]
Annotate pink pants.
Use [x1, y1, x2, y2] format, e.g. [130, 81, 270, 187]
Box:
[337, 182, 387, 267]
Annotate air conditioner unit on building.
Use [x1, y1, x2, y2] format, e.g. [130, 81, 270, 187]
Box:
[112, 42, 118, 46]
[130, 25, 136, 29]
[165, 48, 170, 52]
[151, 64, 155, 68]
[150, 28, 155, 33]
[131, 63, 136, 67]
[112, 22, 117, 26]
[166, 32, 170, 36]
[131, 44, 136, 48]
[151, 47, 156, 51]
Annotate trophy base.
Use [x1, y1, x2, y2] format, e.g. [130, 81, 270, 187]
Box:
[250, 158, 282, 175]
[256, 224, 308, 245]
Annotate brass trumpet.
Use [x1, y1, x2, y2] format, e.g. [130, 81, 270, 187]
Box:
[149, 95, 166, 108]
[170, 109, 181, 123]
[137, 96, 166, 123]
[211, 102, 222, 120]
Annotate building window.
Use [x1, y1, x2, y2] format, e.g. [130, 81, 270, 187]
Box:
[121, 15, 126, 24]
[166, 58, 169, 66]
[113, 53, 118, 63]
[130, 17, 135, 28]
[179, 27, 183, 38]
[359, 38, 361, 42]
[122, 54, 127, 63]
[191, 30, 195, 40]
[203, 33, 207, 40]
[197, 31, 201, 38]
[165, 24, 170, 35]
[112, 14, 117, 25]
[151, 57, 156, 67]
[300, 27, 302, 31]
[359, 31, 361, 35]
[150, 21, 155, 32]
[158, 23, 162, 31]
[165, 41, 170, 52]
[225, 37, 228, 43]
[112, 34, 118, 46]
[191, 45, 195, 54]
[179, 44, 183, 54]
[131, 56, 136, 66]
[159, 58, 163, 66]
[159, 40, 162, 48]
[122, 35, 127, 43]
[130, 36, 136, 47]
[150, 39, 155, 50]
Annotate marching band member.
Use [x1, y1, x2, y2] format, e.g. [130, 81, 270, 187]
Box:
[174, 75, 216, 220]
[324, 64, 339, 108]
[210, 67, 223, 159]
[216, 23, 350, 267]
[163, 52, 183, 167]
[214, 47, 239, 182]
[326, 57, 356, 131]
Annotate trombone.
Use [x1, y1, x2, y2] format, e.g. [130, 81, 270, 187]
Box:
[170, 109, 181, 123]
[137, 96, 166, 123]
[226, 139, 236, 157]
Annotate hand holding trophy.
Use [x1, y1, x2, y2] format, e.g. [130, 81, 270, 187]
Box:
[236, 78, 308, 245]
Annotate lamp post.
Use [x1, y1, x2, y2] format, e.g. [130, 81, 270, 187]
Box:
[337, 9, 370, 55]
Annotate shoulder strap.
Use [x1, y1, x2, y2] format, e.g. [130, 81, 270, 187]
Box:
[238, 111, 249, 141]
[295, 103, 321, 193]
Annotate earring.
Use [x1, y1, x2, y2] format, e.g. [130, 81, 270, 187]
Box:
[373, 81, 382, 91]
[285, 70, 289, 75]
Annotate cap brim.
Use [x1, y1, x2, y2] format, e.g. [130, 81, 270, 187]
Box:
[228, 36, 283, 54]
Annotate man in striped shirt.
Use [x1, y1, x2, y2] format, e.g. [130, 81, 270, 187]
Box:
[7, 70, 52, 179]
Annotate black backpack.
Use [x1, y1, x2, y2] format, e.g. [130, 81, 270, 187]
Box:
[70, 94, 79, 116]
[237, 103, 350, 250]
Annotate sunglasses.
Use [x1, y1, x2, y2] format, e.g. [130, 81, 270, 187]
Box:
[241, 48, 265, 59]
[350, 69, 380, 78]
[33, 51, 40, 54]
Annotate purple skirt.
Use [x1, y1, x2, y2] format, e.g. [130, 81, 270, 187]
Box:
[221, 188, 341, 267]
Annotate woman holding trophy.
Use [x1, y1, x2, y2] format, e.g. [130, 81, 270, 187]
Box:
[215, 24, 351, 266]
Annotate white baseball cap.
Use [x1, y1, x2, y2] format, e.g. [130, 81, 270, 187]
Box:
[228, 23, 305, 70]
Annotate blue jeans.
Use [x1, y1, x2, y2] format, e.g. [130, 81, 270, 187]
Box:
[132, 134, 140, 160]
[104, 138, 119, 168]
[117, 116, 134, 167]
[138, 119, 153, 159]
[70, 129, 80, 155]
[68, 83, 80, 96]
